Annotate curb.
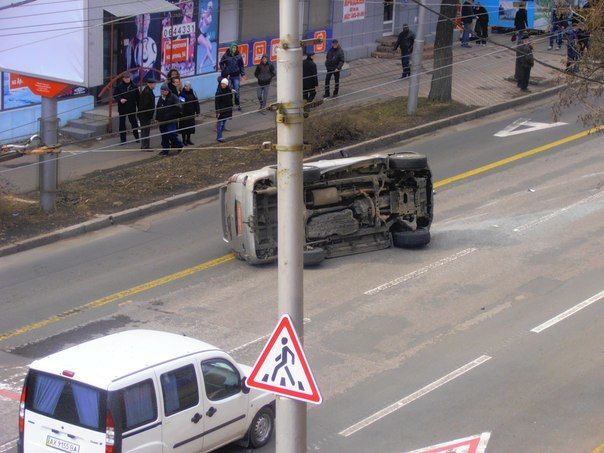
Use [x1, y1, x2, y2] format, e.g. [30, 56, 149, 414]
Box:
[0, 85, 564, 258]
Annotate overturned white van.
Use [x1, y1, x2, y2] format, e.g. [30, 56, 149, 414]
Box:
[220, 151, 433, 265]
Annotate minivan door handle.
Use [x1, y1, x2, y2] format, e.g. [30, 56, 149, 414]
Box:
[191, 412, 202, 424]
[206, 406, 217, 417]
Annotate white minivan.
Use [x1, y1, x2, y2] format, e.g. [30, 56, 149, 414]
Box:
[18, 330, 275, 453]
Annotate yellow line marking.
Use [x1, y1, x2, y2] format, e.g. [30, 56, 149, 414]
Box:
[434, 126, 603, 189]
[0, 126, 601, 343]
[0, 253, 235, 342]
[593, 443, 604, 453]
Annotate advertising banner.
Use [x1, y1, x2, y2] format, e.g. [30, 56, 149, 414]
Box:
[343, 0, 366, 22]
[196, 0, 220, 75]
[161, 1, 197, 77]
[2, 73, 87, 110]
[123, 13, 163, 83]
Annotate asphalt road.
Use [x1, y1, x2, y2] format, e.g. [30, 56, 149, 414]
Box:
[0, 98, 603, 452]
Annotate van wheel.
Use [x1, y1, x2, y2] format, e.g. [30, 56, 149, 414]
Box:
[248, 406, 274, 448]
[304, 247, 326, 266]
[392, 229, 431, 248]
[389, 153, 428, 170]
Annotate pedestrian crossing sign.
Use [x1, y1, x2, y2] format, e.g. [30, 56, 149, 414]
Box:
[246, 314, 322, 404]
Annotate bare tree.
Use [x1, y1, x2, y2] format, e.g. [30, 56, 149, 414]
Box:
[428, 2, 456, 102]
[554, 0, 603, 128]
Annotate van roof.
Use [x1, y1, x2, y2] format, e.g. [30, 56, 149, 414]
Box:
[29, 330, 219, 389]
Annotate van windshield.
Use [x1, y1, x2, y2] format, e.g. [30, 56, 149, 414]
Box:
[25, 371, 107, 432]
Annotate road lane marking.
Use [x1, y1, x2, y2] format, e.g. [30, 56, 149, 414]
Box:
[364, 248, 477, 296]
[494, 118, 567, 137]
[228, 318, 311, 354]
[513, 191, 603, 233]
[433, 126, 603, 190]
[338, 355, 492, 437]
[406, 432, 491, 453]
[0, 389, 20, 402]
[0, 440, 18, 453]
[0, 253, 235, 343]
[530, 290, 604, 333]
[0, 127, 599, 343]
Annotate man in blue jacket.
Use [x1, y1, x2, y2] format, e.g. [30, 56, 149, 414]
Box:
[219, 43, 246, 111]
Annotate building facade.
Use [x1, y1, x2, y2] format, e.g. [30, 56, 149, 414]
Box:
[1, 0, 438, 143]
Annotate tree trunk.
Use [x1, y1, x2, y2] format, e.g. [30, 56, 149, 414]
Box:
[428, 2, 456, 102]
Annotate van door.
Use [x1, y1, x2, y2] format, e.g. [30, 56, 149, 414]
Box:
[111, 377, 162, 452]
[199, 358, 248, 451]
[154, 361, 205, 452]
[23, 371, 106, 453]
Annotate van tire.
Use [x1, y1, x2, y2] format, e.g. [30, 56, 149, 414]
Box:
[392, 229, 431, 248]
[389, 153, 428, 170]
[304, 247, 326, 266]
[248, 405, 275, 448]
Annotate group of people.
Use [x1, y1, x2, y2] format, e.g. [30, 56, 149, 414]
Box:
[460, 0, 490, 48]
[214, 40, 345, 142]
[114, 39, 347, 148]
[112, 68, 200, 155]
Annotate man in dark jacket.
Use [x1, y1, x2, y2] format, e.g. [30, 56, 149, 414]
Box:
[219, 43, 246, 110]
[324, 39, 345, 98]
[215, 78, 234, 142]
[517, 35, 534, 92]
[137, 77, 157, 151]
[254, 54, 275, 111]
[113, 72, 140, 144]
[303, 52, 318, 103]
[155, 83, 183, 155]
[473, 2, 489, 46]
[548, 6, 566, 50]
[393, 24, 415, 78]
[461, 0, 474, 48]
[514, 3, 528, 37]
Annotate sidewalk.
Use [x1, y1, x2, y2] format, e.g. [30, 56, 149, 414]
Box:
[1, 34, 566, 194]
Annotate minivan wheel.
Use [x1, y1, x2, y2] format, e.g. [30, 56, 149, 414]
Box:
[392, 229, 431, 248]
[248, 406, 274, 448]
[389, 153, 428, 170]
[304, 247, 326, 266]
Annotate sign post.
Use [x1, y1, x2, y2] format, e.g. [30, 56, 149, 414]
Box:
[276, 0, 306, 450]
[39, 97, 59, 212]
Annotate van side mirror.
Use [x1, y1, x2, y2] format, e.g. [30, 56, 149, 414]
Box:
[241, 376, 251, 394]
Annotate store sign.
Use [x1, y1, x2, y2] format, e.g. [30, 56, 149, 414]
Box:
[343, 0, 365, 22]
[314, 30, 327, 53]
[270, 38, 281, 62]
[9, 73, 27, 91]
[253, 41, 267, 65]
[8, 74, 69, 97]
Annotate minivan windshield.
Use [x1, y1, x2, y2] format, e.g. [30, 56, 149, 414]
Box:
[25, 371, 107, 432]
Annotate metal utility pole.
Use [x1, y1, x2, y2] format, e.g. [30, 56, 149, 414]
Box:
[276, 0, 306, 451]
[39, 96, 59, 211]
[407, 0, 428, 114]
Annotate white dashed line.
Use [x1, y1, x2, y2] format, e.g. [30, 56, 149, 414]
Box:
[339, 355, 492, 437]
[364, 248, 477, 296]
[513, 191, 603, 233]
[531, 290, 604, 333]
[0, 439, 18, 453]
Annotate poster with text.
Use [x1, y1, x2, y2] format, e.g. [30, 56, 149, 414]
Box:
[343, 0, 366, 22]
[2, 73, 87, 111]
[161, 0, 197, 77]
[122, 13, 163, 83]
[196, 0, 219, 74]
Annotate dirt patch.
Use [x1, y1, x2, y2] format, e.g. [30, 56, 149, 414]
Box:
[0, 97, 470, 246]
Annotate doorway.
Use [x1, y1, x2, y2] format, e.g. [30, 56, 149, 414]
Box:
[219, 0, 239, 44]
[383, 0, 395, 35]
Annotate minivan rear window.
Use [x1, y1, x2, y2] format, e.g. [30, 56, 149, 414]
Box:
[25, 371, 106, 432]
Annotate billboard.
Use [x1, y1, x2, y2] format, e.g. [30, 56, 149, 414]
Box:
[2, 73, 87, 110]
[343, 0, 366, 22]
[0, 0, 87, 85]
[123, 13, 163, 83]
[196, 0, 220, 75]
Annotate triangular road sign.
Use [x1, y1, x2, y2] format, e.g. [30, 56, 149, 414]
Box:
[406, 432, 491, 453]
[494, 118, 566, 137]
[247, 314, 322, 404]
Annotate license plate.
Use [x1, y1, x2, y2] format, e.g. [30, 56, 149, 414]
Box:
[46, 436, 80, 453]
